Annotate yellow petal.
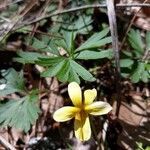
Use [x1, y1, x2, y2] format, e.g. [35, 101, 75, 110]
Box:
[84, 89, 97, 105]
[53, 106, 80, 122]
[74, 112, 91, 141]
[68, 82, 82, 107]
[85, 101, 112, 116]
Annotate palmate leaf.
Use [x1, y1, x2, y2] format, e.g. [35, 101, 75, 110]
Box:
[14, 28, 112, 84]
[41, 59, 66, 77]
[0, 92, 40, 132]
[58, 59, 96, 83]
[0, 69, 25, 96]
[38, 57, 95, 83]
[70, 60, 96, 82]
[120, 59, 150, 83]
[63, 15, 93, 34]
[76, 28, 111, 52]
[35, 28, 112, 83]
[121, 29, 150, 83]
[75, 49, 113, 60]
[15, 51, 44, 64]
[74, 15, 92, 33]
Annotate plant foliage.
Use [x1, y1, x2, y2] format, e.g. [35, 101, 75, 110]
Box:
[120, 29, 150, 83]
[0, 69, 40, 132]
[0, 92, 40, 132]
[0, 69, 25, 96]
[16, 28, 112, 83]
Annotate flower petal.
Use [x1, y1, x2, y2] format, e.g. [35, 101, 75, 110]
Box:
[85, 101, 112, 116]
[74, 112, 91, 141]
[84, 89, 97, 105]
[68, 82, 82, 107]
[53, 106, 80, 122]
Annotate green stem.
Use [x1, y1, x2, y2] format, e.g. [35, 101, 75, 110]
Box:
[90, 117, 103, 150]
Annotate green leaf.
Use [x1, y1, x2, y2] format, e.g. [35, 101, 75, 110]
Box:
[70, 60, 96, 82]
[62, 30, 76, 54]
[78, 25, 93, 35]
[68, 66, 80, 83]
[36, 56, 64, 66]
[46, 3, 57, 13]
[130, 62, 145, 83]
[41, 59, 66, 77]
[145, 146, 150, 150]
[28, 37, 46, 49]
[15, 51, 44, 64]
[136, 142, 144, 150]
[29, 37, 59, 55]
[47, 39, 60, 55]
[120, 59, 134, 67]
[38, 55, 96, 83]
[0, 69, 25, 96]
[122, 51, 133, 58]
[130, 72, 140, 83]
[76, 28, 111, 51]
[146, 31, 150, 50]
[54, 38, 68, 52]
[145, 63, 150, 70]
[75, 49, 113, 60]
[141, 71, 149, 83]
[128, 29, 144, 54]
[57, 60, 70, 82]
[0, 92, 40, 132]
[40, 58, 80, 83]
[74, 15, 92, 34]
[65, 15, 93, 34]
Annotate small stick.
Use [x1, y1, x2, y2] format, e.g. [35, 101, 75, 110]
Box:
[0, 136, 16, 150]
[90, 117, 103, 150]
[15, 3, 150, 30]
[106, 0, 121, 117]
[120, 0, 148, 49]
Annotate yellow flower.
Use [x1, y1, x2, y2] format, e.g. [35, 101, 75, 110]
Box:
[53, 82, 112, 141]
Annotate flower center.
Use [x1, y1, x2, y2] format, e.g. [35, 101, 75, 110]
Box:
[78, 105, 87, 114]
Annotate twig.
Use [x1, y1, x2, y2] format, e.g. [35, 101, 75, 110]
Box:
[0, 136, 16, 150]
[15, 3, 150, 30]
[26, 29, 62, 38]
[0, 1, 39, 42]
[115, 3, 150, 7]
[120, 0, 148, 49]
[90, 117, 103, 150]
[106, 0, 121, 117]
